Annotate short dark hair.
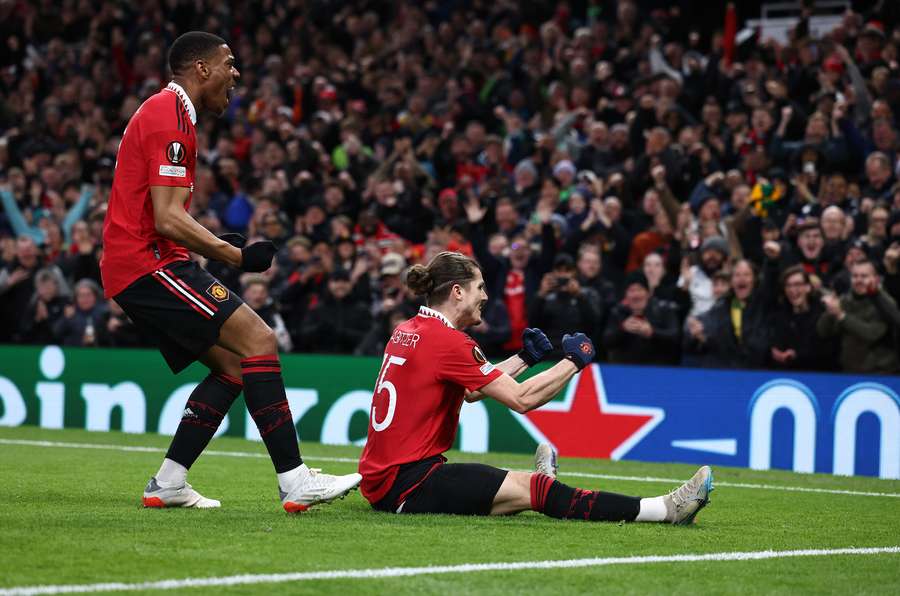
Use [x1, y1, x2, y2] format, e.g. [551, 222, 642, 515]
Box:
[851, 258, 878, 274]
[168, 31, 227, 76]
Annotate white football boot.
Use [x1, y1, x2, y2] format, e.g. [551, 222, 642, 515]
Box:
[534, 443, 558, 478]
[142, 477, 221, 509]
[663, 465, 714, 525]
[279, 465, 362, 513]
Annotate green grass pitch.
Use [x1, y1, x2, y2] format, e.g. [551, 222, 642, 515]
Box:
[1, 425, 898, 595]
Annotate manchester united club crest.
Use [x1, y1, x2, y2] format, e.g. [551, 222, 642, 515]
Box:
[166, 141, 186, 165]
[206, 282, 229, 302]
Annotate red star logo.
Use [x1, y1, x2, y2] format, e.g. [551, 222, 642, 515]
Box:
[518, 364, 665, 459]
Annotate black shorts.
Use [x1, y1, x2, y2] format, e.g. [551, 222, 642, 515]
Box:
[114, 260, 243, 373]
[373, 456, 509, 516]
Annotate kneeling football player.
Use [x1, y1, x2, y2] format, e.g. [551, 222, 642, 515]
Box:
[358, 251, 713, 523]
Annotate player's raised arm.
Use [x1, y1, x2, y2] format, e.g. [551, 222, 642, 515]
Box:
[150, 185, 276, 272]
[478, 333, 595, 413]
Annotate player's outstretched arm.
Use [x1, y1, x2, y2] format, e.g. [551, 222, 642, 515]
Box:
[465, 328, 553, 403]
[478, 333, 595, 413]
[464, 354, 527, 403]
[151, 185, 243, 266]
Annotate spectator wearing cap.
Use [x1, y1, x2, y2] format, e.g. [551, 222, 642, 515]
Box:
[529, 253, 602, 357]
[242, 275, 293, 352]
[603, 271, 680, 365]
[684, 259, 775, 369]
[298, 268, 372, 353]
[679, 235, 729, 318]
[371, 252, 419, 316]
[765, 217, 837, 288]
[818, 259, 900, 374]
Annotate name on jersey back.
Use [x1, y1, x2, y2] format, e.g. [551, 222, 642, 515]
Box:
[391, 329, 420, 349]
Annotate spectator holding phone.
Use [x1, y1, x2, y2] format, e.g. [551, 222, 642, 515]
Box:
[603, 272, 680, 365]
[529, 254, 601, 357]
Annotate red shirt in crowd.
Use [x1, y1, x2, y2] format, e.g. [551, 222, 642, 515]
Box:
[358, 306, 503, 504]
[503, 269, 526, 351]
[101, 82, 197, 297]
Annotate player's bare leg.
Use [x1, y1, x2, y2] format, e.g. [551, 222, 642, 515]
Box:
[217, 304, 361, 512]
[491, 460, 714, 524]
[143, 346, 243, 509]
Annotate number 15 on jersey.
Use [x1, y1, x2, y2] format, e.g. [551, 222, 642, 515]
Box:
[371, 354, 407, 432]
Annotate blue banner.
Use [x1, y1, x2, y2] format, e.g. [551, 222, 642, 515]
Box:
[517, 364, 900, 479]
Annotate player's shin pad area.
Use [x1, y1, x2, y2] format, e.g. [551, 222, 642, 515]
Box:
[1, 427, 898, 595]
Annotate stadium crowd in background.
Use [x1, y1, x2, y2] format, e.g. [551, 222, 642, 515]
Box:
[1, 0, 900, 374]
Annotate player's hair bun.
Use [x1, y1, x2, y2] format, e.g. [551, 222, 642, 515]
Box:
[406, 264, 434, 295]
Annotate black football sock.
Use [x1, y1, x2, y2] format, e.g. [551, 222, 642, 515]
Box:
[531, 473, 640, 522]
[165, 373, 243, 468]
[241, 354, 303, 473]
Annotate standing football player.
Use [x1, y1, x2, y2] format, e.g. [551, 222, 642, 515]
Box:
[359, 251, 713, 523]
[101, 31, 360, 512]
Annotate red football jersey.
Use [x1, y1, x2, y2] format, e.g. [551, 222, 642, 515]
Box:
[358, 306, 503, 504]
[101, 82, 198, 297]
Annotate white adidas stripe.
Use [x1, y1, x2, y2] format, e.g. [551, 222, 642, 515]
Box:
[1, 546, 897, 595]
[2, 438, 899, 499]
[155, 269, 215, 316]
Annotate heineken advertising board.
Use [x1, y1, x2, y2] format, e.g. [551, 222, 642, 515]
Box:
[0, 346, 897, 479]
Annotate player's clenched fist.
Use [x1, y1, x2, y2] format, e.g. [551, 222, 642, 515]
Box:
[518, 327, 553, 366]
[218, 232, 248, 248]
[562, 332, 595, 370]
[240, 240, 278, 272]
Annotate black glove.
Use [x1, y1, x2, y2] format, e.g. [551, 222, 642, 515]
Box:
[218, 233, 247, 248]
[562, 332, 595, 370]
[518, 327, 553, 366]
[240, 241, 278, 272]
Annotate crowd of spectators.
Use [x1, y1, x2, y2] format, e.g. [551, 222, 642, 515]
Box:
[2, 0, 900, 374]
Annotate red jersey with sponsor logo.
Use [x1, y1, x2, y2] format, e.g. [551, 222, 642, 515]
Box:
[101, 83, 197, 297]
[358, 306, 503, 504]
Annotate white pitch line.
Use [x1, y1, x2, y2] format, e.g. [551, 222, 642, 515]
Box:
[0, 438, 358, 464]
[1, 546, 898, 596]
[2, 438, 899, 499]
